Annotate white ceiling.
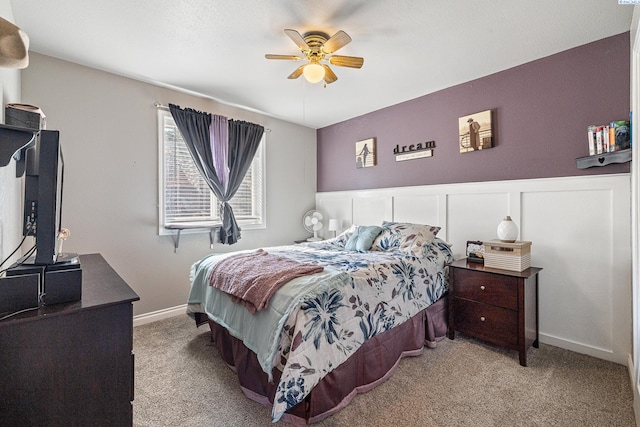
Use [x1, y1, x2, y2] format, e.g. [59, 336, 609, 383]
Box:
[10, 0, 634, 129]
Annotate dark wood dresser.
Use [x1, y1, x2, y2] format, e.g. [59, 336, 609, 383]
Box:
[447, 258, 541, 366]
[0, 253, 139, 426]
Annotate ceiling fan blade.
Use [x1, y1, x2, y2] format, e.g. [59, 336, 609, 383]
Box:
[322, 65, 338, 84]
[329, 55, 364, 69]
[284, 29, 309, 51]
[265, 54, 303, 61]
[322, 30, 352, 54]
[288, 65, 305, 79]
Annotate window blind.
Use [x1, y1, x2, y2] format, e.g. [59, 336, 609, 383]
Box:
[159, 111, 264, 229]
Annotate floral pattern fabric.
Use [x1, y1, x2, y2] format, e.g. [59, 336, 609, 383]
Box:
[263, 239, 453, 422]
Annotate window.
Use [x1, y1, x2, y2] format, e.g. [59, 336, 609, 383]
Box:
[158, 110, 265, 234]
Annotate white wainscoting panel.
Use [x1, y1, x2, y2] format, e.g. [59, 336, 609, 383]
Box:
[316, 174, 631, 365]
[522, 189, 614, 354]
[393, 194, 441, 231]
[352, 196, 392, 226]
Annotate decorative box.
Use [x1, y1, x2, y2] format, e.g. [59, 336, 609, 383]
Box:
[483, 240, 532, 272]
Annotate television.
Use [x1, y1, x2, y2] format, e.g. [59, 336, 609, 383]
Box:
[0, 125, 64, 265]
[24, 130, 64, 264]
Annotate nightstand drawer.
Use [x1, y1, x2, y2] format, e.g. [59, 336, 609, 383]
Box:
[452, 268, 518, 310]
[453, 297, 518, 348]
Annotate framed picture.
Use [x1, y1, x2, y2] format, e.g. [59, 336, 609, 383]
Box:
[458, 110, 493, 153]
[355, 138, 376, 168]
[466, 240, 485, 263]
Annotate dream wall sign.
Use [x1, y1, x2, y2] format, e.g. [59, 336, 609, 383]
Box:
[393, 141, 435, 162]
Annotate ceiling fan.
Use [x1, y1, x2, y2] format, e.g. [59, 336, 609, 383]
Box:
[265, 29, 364, 85]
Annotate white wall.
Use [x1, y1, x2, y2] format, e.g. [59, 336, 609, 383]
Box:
[317, 174, 632, 365]
[21, 53, 317, 316]
[629, 6, 640, 426]
[0, 1, 23, 267]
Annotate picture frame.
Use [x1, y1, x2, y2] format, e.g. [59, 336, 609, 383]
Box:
[458, 110, 493, 153]
[355, 138, 376, 168]
[466, 240, 485, 263]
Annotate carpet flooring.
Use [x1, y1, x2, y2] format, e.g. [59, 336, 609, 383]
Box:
[132, 315, 636, 427]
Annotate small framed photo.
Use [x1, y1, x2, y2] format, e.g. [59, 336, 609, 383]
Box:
[466, 240, 484, 263]
[458, 110, 493, 153]
[355, 138, 376, 168]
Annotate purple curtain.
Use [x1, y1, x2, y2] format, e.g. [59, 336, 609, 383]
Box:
[169, 104, 264, 245]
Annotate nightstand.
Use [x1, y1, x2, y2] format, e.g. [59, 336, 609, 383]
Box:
[447, 258, 542, 366]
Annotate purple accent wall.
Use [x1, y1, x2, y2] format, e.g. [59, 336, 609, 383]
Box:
[317, 33, 630, 192]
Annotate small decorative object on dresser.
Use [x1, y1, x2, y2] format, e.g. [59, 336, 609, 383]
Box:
[448, 258, 542, 366]
[483, 240, 531, 272]
[497, 215, 518, 242]
[465, 240, 484, 263]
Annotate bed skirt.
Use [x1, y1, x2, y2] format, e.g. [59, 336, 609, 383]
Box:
[199, 294, 448, 425]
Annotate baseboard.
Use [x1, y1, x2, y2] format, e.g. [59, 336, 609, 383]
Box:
[538, 333, 626, 365]
[133, 304, 187, 327]
[631, 353, 640, 427]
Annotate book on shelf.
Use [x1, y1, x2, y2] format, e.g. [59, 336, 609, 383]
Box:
[587, 120, 630, 155]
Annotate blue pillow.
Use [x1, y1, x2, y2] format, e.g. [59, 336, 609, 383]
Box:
[345, 226, 383, 251]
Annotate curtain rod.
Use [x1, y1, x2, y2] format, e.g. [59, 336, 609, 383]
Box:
[154, 103, 271, 132]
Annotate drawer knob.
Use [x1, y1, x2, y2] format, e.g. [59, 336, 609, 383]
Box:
[480, 316, 486, 322]
[480, 285, 486, 291]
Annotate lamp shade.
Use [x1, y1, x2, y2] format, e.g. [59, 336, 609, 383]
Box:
[328, 219, 340, 231]
[303, 63, 325, 83]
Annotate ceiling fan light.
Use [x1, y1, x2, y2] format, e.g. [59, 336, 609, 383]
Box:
[303, 63, 325, 83]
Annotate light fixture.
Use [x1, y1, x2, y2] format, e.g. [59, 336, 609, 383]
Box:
[303, 63, 325, 83]
[328, 218, 340, 238]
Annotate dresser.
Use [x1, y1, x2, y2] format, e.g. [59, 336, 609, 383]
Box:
[447, 258, 541, 366]
[0, 253, 140, 426]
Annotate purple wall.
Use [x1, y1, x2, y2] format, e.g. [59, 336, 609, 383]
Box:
[317, 33, 630, 192]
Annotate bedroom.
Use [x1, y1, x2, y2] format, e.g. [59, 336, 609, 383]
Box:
[0, 0, 639, 425]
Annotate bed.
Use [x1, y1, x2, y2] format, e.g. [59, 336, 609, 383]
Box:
[187, 221, 454, 424]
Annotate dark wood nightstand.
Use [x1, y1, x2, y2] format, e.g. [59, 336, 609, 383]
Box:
[448, 258, 542, 366]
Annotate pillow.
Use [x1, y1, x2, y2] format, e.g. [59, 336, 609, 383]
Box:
[328, 224, 358, 247]
[345, 225, 383, 251]
[371, 221, 441, 255]
[422, 237, 455, 263]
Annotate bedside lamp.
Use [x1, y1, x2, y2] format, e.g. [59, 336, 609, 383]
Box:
[328, 219, 340, 238]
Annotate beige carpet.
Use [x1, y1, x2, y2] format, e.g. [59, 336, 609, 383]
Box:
[133, 315, 636, 427]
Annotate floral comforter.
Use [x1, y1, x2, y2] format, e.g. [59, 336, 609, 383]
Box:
[188, 238, 453, 422]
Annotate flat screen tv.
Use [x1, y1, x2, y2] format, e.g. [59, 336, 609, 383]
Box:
[0, 125, 65, 266]
[24, 130, 64, 265]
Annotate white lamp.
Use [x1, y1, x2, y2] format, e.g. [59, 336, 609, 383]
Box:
[328, 218, 340, 238]
[303, 63, 325, 83]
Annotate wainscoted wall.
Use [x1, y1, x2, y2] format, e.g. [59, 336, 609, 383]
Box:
[317, 174, 632, 365]
[317, 32, 630, 192]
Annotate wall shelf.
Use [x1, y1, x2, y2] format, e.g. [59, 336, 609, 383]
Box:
[576, 148, 631, 169]
[165, 224, 218, 252]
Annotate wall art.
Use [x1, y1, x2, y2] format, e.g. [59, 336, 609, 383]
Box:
[355, 137, 376, 168]
[393, 141, 435, 162]
[459, 110, 493, 153]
